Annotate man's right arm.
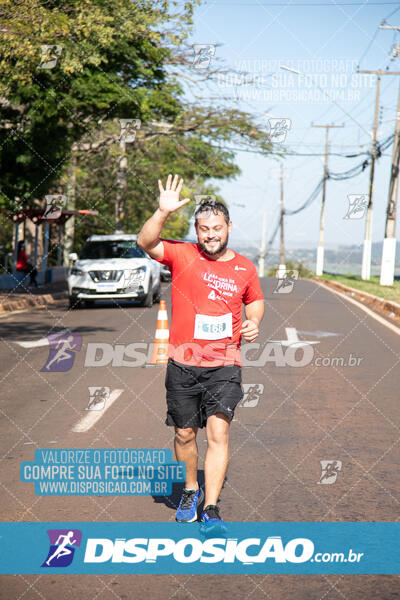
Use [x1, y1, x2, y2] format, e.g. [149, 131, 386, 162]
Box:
[137, 174, 190, 261]
[137, 208, 170, 261]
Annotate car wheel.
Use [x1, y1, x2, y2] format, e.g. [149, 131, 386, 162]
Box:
[143, 278, 154, 307]
[154, 283, 161, 303]
[68, 296, 81, 309]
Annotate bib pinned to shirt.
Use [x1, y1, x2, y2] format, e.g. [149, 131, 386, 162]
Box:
[193, 313, 233, 340]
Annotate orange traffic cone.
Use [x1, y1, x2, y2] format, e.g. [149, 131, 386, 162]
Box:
[149, 300, 170, 365]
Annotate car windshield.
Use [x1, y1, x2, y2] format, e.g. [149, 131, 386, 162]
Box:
[80, 240, 146, 260]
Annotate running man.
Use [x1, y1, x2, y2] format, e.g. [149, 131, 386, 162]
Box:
[138, 174, 264, 533]
[46, 531, 77, 565]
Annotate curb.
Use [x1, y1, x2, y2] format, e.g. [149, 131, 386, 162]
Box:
[0, 291, 67, 315]
[313, 277, 400, 322]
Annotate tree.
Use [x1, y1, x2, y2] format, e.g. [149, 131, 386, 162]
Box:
[0, 0, 282, 262]
[0, 0, 193, 207]
[64, 100, 275, 251]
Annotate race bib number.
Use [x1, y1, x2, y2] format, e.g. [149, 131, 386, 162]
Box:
[194, 313, 232, 340]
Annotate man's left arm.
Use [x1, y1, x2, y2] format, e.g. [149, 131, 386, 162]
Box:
[241, 300, 264, 342]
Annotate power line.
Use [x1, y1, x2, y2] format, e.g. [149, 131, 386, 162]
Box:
[213, 145, 384, 158]
[285, 179, 324, 215]
[383, 5, 400, 22]
[357, 26, 381, 69]
[202, 1, 400, 5]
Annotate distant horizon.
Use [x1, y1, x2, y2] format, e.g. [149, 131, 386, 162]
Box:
[182, 236, 398, 251]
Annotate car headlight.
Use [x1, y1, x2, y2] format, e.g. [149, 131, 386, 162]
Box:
[124, 267, 146, 285]
[71, 267, 85, 276]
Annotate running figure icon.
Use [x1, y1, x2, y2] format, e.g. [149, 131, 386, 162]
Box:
[45, 335, 77, 371]
[45, 531, 77, 566]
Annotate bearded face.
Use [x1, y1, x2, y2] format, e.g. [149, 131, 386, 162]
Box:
[195, 210, 232, 257]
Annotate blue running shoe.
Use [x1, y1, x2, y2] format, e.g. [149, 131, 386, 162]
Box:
[176, 487, 204, 523]
[200, 504, 227, 536]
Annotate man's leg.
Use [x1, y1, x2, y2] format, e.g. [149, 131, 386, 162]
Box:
[174, 426, 199, 490]
[204, 413, 230, 506]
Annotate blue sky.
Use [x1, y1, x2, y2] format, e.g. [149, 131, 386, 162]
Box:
[183, 0, 400, 252]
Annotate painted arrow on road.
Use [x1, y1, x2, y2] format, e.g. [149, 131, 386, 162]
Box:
[268, 327, 320, 348]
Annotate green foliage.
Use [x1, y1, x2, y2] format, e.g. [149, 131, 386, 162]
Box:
[0, 0, 188, 206]
[319, 273, 400, 303]
[69, 119, 241, 251]
[0, 0, 278, 257]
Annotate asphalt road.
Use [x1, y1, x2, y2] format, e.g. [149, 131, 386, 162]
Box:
[0, 277, 399, 599]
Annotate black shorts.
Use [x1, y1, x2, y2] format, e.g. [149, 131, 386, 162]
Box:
[165, 358, 243, 429]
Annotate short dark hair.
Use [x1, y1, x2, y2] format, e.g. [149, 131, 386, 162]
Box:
[194, 200, 230, 225]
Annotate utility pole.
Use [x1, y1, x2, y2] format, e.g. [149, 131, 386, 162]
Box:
[115, 119, 140, 233]
[357, 67, 400, 279]
[380, 81, 400, 285]
[115, 133, 128, 233]
[63, 153, 76, 265]
[378, 24, 400, 285]
[357, 70, 381, 280]
[278, 164, 286, 276]
[258, 210, 267, 278]
[312, 123, 344, 276]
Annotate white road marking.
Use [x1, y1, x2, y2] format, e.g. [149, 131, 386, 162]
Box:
[268, 327, 319, 347]
[313, 280, 400, 337]
[298, 330, 341, 338]
[15, 328, 71, 348]
[72, 389, 124, 433]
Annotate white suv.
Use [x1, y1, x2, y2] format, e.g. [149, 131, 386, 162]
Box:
[67, 234, 161, 308]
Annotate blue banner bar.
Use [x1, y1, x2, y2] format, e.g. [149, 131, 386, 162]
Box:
[20, 449, 186, 496]
[0, 522, 399, 574]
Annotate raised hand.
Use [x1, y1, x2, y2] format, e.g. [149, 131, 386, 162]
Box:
[158, 174, 190, 214]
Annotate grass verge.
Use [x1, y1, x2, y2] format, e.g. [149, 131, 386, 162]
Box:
[317, 274, 400, 304]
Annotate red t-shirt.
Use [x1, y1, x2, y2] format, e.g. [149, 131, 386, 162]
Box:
[155, 240, 264, 367]
[17, 249, 28, 270]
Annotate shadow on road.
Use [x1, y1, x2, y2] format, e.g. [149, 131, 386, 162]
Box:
[0, 322, 114, 341]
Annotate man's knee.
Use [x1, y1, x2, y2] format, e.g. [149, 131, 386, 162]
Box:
[175, 427, 197, 446]
[206, 413, 230, 446]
